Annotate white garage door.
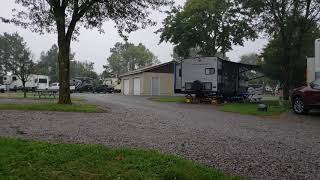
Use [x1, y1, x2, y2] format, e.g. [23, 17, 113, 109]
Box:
[123, 79, 130, 95]
[151, 77, 160, 96]
[133, 78, 141, 95]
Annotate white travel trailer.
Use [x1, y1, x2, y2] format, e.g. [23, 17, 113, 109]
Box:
[174, 57, 260, 100]
[3, 74, 50, 91]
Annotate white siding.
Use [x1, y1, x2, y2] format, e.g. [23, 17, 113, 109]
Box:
[181, 57, 218, 91]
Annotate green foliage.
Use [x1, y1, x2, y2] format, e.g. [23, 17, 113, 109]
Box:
[159, 0, 257, 58]
[0, 103, 100, 113]
[0, 138, 240, 180]
[220, 101, 289, 116]
[103, 42, 159, 76]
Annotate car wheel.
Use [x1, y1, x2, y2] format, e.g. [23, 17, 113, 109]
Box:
[293, 98, 308, 115]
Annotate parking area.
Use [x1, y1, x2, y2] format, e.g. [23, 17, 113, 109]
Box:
[0, 94, 320, 179]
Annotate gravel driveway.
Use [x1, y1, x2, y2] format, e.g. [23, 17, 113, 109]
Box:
[0, 94, 320, 180]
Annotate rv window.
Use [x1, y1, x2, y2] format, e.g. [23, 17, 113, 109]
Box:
[179, 69, 182, 77]
[205, 68, 215, 75]
[12, 77, 17, 81]
[39, 79, 48, 83]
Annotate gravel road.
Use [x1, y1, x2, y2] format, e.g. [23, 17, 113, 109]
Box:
[0, 94, 320, 180]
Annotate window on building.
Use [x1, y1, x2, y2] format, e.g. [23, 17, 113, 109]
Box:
[12, 76, 17, 81]
[205, 68, 215, 75]
[179, 69, 182, 77]
[39, 79, 48, 83]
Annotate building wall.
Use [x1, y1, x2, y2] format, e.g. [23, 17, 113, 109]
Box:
[142, 72, 174, 96]
[121, 72, 174, 96]
[121, 74, 143, 95]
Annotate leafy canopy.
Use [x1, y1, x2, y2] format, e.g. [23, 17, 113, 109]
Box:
[8, 0, 173, 40]
[159, 0, 257, 58]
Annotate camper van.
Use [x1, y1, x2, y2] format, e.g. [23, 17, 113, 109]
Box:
[175, 57, 260, 99]
[3, 75, 50, 91]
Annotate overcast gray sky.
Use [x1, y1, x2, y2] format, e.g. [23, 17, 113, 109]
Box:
[0, 0, 268, 73]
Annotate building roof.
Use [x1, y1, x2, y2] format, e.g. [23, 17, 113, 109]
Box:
[119, 61, 175, 77]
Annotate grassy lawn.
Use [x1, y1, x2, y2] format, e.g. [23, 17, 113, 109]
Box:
[0, 92, 84, 101]
[0, 138, 240, 180]
[149, 96, 185, 103]
[219, 100, 289, 116]
[0, 103, 101, 113]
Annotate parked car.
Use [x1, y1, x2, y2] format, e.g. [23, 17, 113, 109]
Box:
[93, 85, 114, 94]
[48, 83, 76, 92]
[291, 79, 320, 114]
[0, 84, 6, 93]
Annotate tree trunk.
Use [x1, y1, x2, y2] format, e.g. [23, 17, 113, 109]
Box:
[22, 81, 27, 98]
[283, 80, 290, 101]
[57, 33, 72, 104]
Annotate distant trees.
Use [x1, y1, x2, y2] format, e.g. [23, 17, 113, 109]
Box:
[35, 44, 98, 81]
[159, 0, 257, 58]
[34, 45, 60, 82]
[239, 53, 261, 65]
[70, 61, 98, 79]
[5, 0, 173, 104]
[0, 33, 34, 98]
[103, 42, 159, 77]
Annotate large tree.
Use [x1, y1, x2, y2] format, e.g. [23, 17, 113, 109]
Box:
[159, 0, 257, 58]
[0, 33, 34, 98]
[103, 42, 159, 76]
[262, 26, 320, 89]
[3, 0, 172, 104]
[244, 0, 320, 100]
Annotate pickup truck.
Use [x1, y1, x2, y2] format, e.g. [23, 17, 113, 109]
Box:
[48, 83, 76, 92]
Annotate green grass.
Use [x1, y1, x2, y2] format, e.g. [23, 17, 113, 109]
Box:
[149, 96, 185, 103]
[219, 100, 289, 116]
[0, 92, 84, 101]
[0, 138, 240, 180]
[0, 103, 101, 113]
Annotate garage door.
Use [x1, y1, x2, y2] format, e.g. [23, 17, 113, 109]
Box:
[123, 79, 129, 95]
[133, 78, 141, 95]
[151, 77, 160, 96]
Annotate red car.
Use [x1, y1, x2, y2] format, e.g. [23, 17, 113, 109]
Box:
[292, 79, 320, 114]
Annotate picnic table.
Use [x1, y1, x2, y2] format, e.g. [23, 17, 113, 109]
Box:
[33, 90, 59, 99]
